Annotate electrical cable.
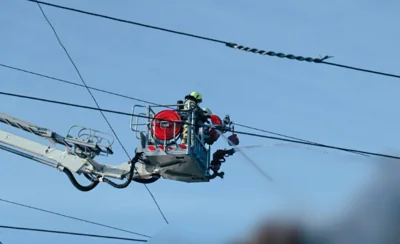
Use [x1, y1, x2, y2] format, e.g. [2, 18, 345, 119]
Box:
[0, 198, 150, 238]
[234, 130, 400, 160]
[1, 90, 399, 160]
[232, 122, 370, 157]
[0, 63, 166, 106]
[0, 224, 147, 242]
[0, 91, 140, 116]
[233, 122, 327, 144]
[34, 3, 168, 224]
[26, 0, 400, 80]
[62, 168, 100, 191]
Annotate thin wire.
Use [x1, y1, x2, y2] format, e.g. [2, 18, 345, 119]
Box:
[234, 130, 400, 160]
[0, 64, 165, 106]
[27, 0, 226, 44]
[0, 91, 138, 116]
[321, 61, 400, 79]
[1, 91, 400, 160]
[233, 122, 324, 144]
[26, 0, 400, 80]
[0, 225, 147, 242]
[35, 3, 168, 224]
[35, 3, 131, 161]
[232, 122, 370, 157]
[0, 198, 150, 238]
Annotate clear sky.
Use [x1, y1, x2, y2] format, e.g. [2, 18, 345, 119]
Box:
[1, 0, 400, 243]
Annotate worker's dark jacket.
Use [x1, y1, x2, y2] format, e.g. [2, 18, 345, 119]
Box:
[183, 95, 207, 123]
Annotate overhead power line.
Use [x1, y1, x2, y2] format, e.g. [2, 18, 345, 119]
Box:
[0, 198, 150, 238]
[1, 90, 399, 161]
[235, 130, 400, 160]
[0, 63, 174, 111]
[233, 122, 325, 144]
[27, 0, 400, 80]
[25, 0, 327, 64]
[0, 91, 146, 117]
[232, 122, 370, 157]
[0, 63, 163, 106]
[0, 224, 147, 242]
[34, 2, 168, 224]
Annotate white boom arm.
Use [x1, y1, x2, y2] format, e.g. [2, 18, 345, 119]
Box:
[0, 112, 159, 191]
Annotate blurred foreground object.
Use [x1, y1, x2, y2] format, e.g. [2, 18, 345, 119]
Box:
[231, 153, 400, 244]
[231, 220, 305, 244]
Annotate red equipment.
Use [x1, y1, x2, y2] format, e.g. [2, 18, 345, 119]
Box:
[204, 115, 223, 145]
[227, 125, 239, 146]
[227, 134, 239, 146]
[210, 114, 223, 127]
[150, 110, 182, 141]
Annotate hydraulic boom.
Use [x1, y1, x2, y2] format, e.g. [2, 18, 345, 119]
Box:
[0, 112, 157, 191]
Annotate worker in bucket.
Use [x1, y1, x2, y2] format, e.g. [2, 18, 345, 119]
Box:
[181, 91, 203, 145]
[198, 108, 213, 143]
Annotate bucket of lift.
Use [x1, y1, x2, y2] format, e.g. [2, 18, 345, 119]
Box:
[131, 104, 211, 183]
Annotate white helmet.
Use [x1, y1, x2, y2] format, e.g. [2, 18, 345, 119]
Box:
[202, 108, 212, 117]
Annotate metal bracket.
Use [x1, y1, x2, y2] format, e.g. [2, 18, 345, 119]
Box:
[65, 125, 114, 158]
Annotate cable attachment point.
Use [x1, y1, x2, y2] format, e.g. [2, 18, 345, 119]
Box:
[225, 43, 330, 63]
[223, 115, 231, 126]
[315, 55, 334, 63]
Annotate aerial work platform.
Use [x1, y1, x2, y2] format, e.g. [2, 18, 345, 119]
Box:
[0, 103, 237, 191]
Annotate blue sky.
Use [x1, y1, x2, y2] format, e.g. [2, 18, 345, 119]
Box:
[1, 0, 400, 243]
